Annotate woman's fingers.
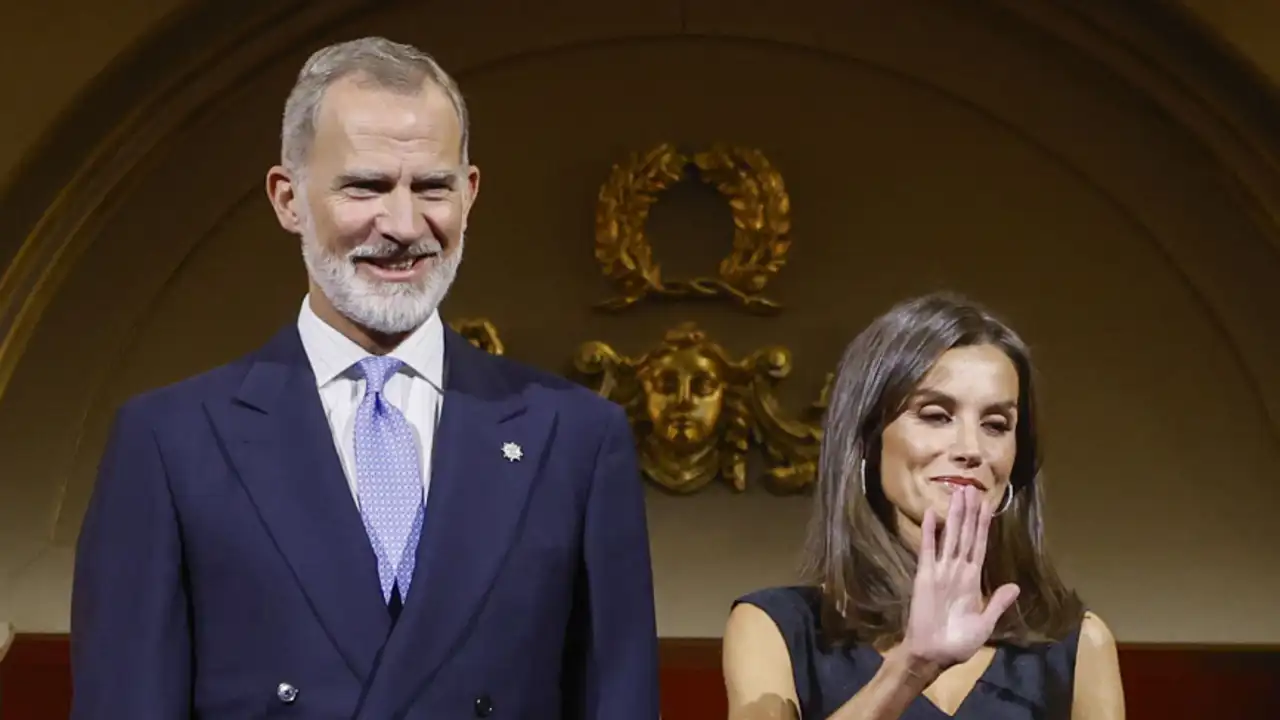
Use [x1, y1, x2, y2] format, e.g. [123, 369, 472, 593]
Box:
[920, 507, 938, 567]
[957, 486, 979, 561]
[981, 583, 1021, 629]
[940, 487, 964, 559]
[972, 489, 995, 566]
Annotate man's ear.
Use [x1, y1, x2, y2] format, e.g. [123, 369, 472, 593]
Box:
[266, 165, 303, 234]
[464, 164, 481, 211]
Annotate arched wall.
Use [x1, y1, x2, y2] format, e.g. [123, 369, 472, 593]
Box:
[1, 0, 1278, 650]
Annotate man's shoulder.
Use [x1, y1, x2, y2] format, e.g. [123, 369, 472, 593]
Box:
[115, 347, 259, 423]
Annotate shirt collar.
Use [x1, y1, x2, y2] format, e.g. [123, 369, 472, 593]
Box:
[296, 294, 445, 391]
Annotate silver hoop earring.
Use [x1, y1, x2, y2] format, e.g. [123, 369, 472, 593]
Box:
[992, 483, 1014, 516]
[859, 459, 867, 495]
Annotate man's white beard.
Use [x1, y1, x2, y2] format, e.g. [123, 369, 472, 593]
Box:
[299, 213, 463, 335]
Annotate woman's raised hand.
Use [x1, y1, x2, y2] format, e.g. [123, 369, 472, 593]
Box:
[902, 485, 1020, 667]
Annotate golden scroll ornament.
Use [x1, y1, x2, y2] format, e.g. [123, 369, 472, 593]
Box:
[593, 143, 792, 314]
[449, 318, 505, 356]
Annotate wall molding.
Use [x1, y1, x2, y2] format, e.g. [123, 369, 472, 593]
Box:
[3, 634, 1276, 719]
[998, 0, 1280, 248]
[0, 0, 377, 406]
[2, 0, 1280, 416]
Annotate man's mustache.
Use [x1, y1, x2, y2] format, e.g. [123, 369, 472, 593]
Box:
[347, 238, 443, 259]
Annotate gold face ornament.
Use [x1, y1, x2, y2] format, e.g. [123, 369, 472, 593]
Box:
[574, 323, 830, 495]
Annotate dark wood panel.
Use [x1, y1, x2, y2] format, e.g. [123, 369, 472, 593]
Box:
[2, 635, 69, 720]
[3, 635, 1277, 719]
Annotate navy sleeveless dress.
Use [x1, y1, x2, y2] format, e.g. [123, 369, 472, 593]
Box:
[734, 587, 1081, 720]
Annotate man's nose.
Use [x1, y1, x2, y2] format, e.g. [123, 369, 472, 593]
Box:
[376, 188, 423, 243]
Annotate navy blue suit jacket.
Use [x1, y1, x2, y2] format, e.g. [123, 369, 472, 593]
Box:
[70, 324, 660, 719]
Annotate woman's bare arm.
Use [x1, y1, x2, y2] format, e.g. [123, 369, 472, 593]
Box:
[1071, 612, 1125, 720]
[723, 603, 802, 720]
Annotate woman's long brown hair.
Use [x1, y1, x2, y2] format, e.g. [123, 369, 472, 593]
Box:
[799, 292, 1083, 648]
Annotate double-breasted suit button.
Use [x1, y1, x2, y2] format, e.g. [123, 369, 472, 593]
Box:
[473, 693, 494, 717]
[276, 683, 298, 704]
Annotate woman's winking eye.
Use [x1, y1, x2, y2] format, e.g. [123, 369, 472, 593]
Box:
[914, 405, 1013, 435]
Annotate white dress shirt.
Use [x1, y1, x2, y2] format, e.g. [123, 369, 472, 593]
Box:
[295, 295, 444, 509]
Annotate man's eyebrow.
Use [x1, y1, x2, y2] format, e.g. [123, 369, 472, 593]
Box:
[332, 170, 391, 187]
[412, 171, 458, 187]
[331, 170, 459, 188]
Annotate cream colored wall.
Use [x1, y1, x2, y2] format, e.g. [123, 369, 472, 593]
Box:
[1, 0, 1278, 644]
[0, 0, 1274, 189]
[2, 0, 1278, 190]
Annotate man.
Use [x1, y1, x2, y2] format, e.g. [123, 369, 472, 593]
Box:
[71, 36, 659, 719]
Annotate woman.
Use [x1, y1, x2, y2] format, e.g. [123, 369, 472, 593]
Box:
[723, 293, 1124, 719]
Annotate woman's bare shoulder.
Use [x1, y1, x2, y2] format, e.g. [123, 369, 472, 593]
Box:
[724, 603, 802, 719]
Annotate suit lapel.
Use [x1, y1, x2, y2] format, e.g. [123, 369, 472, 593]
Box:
[356, 329, 554, 719]
[205, 327, 390, 680]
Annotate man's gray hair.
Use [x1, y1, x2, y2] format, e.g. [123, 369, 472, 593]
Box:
[281, 36, 470, 174]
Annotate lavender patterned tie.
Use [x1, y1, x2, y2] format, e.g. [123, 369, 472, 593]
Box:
[353, 355, 425, 606]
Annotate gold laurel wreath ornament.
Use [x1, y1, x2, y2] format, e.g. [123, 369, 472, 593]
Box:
[593, 142, 792, 314]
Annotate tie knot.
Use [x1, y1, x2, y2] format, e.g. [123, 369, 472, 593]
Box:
[357, 355, 404, 395]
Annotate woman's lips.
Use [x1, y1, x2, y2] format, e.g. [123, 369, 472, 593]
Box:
[930, 475, 986, 490]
